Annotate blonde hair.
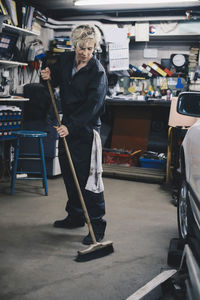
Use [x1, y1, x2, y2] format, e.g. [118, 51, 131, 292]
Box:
[71, 24, 101, 50]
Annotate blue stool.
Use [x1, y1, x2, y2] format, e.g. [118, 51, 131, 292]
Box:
[11, 130, 48, 196]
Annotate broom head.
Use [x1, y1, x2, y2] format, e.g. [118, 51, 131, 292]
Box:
[75, 240, 114, 262]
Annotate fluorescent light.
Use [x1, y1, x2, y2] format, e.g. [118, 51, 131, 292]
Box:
[75, 0, 199, 5]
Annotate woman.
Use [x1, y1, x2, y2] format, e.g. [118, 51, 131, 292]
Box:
[41, 24, 108, 245]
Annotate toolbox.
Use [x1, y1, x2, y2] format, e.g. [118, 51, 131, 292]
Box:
[103, 148, 142, 166]
[139, 157, 166, 170]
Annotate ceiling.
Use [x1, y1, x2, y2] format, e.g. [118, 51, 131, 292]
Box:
[21, 0, 200, 22]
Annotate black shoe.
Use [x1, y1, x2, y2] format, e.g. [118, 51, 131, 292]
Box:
[53, 216, 85, 229]
[82, 219, 106, 245]
[82, 232, 105, 245]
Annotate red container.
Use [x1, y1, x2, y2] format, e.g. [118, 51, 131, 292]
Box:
[103, 149, 142, 166]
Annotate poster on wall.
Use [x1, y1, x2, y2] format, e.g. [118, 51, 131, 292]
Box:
[108, 41, 129, 71]
[102, 24, 129, 71]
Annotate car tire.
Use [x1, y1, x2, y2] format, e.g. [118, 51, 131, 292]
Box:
[177, 178, 188, 240]
[167, 237, 185, 267]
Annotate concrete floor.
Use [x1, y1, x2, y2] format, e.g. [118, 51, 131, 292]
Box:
[0, 176, 178, 300]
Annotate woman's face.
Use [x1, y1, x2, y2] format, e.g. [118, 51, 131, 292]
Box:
[75, 39, 95, 64]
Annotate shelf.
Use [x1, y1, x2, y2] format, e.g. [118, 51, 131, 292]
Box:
[149, 35, 200, 42]
[0, 97, 29, 102]
[130, 74, 187, 79]
[0, 60, 28, 68]
[3, 23, 39, 36]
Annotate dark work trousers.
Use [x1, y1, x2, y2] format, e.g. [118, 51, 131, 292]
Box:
[58, 131, 105, 223]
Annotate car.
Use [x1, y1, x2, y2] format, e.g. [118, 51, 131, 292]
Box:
[176, 91, 200, 299]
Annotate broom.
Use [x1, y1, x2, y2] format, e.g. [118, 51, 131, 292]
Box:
[46, 79, 114, 262]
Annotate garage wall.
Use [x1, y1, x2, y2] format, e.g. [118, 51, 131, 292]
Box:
[129, 40, 192, 68]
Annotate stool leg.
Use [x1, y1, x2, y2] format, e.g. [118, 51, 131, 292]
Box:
[39, 138, 48, 196]
[11, 137, 20, 195]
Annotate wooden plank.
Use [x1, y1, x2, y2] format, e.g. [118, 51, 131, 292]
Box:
[126, 269, 177, 300]
[103, 164, 165, 175]
[103, 164, 165, 183]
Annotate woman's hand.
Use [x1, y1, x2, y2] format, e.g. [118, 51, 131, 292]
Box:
[54, 125, 69, 138]
[41, 67, 51, 81]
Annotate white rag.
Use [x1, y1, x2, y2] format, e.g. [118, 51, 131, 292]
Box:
[85, 129, 104, 193]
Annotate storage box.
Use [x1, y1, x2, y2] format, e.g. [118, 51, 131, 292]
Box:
[139, 157, 166, 170]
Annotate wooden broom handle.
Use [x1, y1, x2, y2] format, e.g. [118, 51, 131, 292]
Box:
[47, 80, 97, 244]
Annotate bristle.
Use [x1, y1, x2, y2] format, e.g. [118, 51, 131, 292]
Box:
[75, 244, 114, 262]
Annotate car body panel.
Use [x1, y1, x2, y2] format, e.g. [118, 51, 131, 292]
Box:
[183, 120, 200, 192]
[182, 120, 200, 235]
[176, 92, 200, 298]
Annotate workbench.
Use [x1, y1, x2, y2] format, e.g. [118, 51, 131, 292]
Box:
[106, 97, 171, 107]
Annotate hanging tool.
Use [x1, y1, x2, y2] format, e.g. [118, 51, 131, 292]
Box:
[46, 79, 114, 262]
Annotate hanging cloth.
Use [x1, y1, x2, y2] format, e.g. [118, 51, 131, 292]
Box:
[85, 129, 104, 193]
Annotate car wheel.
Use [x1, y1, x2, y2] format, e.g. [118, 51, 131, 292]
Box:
[177, 178, 188, 240]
